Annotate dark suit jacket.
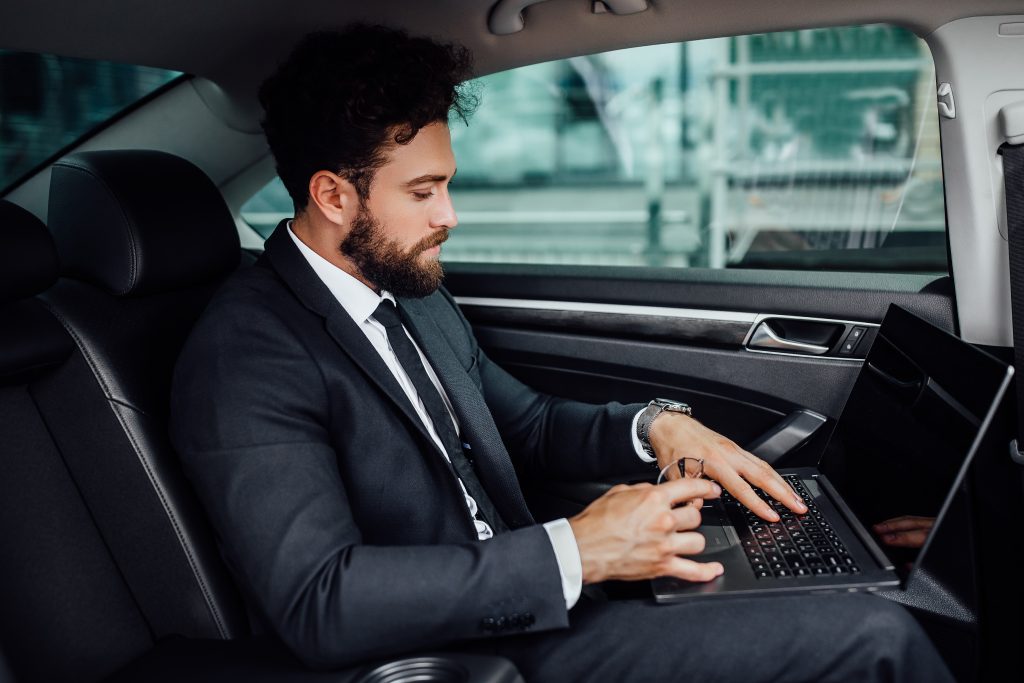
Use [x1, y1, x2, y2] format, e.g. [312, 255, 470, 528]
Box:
[170, 221, 646, 668]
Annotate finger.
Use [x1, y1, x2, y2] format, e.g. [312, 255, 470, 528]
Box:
[660, 556, 724, 583]
[667, 530, 707, 556]
[880, 529, 930, 548]
[669, 504, 702, 532]
[738, 452, 807, 514]
[659, 477, 722, 507]
[874, 516, 934, 532]
[714, 468, 779, 522]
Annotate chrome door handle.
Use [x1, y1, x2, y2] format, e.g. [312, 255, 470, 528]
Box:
[748, 321, 830, 355]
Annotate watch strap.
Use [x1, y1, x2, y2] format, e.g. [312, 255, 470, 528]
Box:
[636, 399, 691, 460]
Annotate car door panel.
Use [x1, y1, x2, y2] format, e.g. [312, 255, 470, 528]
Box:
[445, 264, 956, 517]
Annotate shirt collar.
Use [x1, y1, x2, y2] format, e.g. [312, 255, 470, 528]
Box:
[286, 221, 395, 325]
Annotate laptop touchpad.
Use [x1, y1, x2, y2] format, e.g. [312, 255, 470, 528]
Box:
[698, 506, 735, 554]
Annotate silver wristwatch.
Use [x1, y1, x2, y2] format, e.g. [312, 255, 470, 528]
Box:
[636, 398, 692, 460]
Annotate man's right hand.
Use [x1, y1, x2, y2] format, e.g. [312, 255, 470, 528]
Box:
[567, 478, 724, 584]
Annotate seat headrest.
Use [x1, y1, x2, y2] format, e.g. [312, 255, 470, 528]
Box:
[48, 150, 241, 297]
[0, 200, 59, 304]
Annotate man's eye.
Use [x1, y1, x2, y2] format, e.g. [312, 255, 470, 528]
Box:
[412, 191, 433, 200]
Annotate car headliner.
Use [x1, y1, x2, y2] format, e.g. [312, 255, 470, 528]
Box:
[2, 0, 1023, 114]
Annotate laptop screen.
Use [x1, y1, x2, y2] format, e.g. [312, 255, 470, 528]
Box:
[818, 304, 1011, 578]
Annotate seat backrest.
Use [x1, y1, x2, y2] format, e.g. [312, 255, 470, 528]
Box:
[0, 200, 157, 682]
[41, 151, 249, 641]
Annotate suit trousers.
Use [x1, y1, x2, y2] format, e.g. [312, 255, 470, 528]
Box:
[475, 592, 954, 683]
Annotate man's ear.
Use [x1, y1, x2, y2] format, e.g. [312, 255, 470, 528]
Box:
[307, 171, 359, 226]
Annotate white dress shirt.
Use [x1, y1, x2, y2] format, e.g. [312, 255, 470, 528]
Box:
[287, 224, 651, 609]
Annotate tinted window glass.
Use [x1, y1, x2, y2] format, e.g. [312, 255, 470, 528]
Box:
[0, 51, 181, 191]
[243, 25, 945, 273]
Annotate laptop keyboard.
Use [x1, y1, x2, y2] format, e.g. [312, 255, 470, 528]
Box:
[720, 475, 861, 579]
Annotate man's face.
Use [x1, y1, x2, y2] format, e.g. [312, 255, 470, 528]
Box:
[340, 122, 458, 298]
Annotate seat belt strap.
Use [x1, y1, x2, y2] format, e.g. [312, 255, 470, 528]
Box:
[997, 141, 1024, 474]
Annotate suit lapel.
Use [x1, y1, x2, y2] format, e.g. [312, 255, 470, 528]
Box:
[262, 221, 444, 458]
[400, 297, 535, 528]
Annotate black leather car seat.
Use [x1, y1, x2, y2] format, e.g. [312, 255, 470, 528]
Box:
[37, 150, 251, 653]
[4, 151, 523, 683]
[0, 199, 173, 682]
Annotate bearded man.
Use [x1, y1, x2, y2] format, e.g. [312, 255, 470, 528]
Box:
[170, 25, 953, 682]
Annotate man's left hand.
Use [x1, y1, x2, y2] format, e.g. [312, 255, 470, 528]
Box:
[648, 413, 807, 522]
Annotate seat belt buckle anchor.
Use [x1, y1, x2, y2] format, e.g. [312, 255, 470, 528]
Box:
[1008, 439, 1024, 466]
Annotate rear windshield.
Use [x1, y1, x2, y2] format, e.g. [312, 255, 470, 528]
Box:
[0, 51, 181, 192]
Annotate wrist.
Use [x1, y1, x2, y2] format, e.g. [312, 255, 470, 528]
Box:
[636, 398, 692, 462]
[567, 513, 604, 584]
[649, 411, 690, 463]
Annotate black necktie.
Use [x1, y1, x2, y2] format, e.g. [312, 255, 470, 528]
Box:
[372, 299, 509, 534]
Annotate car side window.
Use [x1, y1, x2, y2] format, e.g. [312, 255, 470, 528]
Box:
[0, 51, 181, 192]
[243, 24, 945, 274]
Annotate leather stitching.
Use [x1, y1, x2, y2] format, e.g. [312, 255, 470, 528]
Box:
[40, 299, 230, 639]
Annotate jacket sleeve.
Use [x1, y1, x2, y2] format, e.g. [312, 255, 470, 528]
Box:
[436, 289, 649, 481]
[170, 290, 568, 669]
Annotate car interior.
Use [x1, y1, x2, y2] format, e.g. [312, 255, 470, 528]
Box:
[2, 0, 1024, 681]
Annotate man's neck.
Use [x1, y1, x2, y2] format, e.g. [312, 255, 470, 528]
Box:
[291, 214, 380, 293]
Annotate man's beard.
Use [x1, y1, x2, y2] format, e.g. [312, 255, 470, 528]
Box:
[339, 206, 448, 298]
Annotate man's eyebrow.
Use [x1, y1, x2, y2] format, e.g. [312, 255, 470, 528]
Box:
[404, 170, 457, 187]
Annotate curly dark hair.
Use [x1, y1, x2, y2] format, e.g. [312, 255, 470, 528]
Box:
[258, 25, 477, 212]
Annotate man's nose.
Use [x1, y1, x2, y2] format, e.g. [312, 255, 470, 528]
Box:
[431, 190, 458, 230]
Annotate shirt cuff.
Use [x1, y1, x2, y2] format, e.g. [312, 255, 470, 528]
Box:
[542, 518, 583, 610]
[631, 406, 656, 462]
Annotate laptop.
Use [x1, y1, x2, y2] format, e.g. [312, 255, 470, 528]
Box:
[652, 304, 1013, 602]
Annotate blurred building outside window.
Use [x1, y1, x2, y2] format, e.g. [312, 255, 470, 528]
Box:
[241, 25, 945, 273]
